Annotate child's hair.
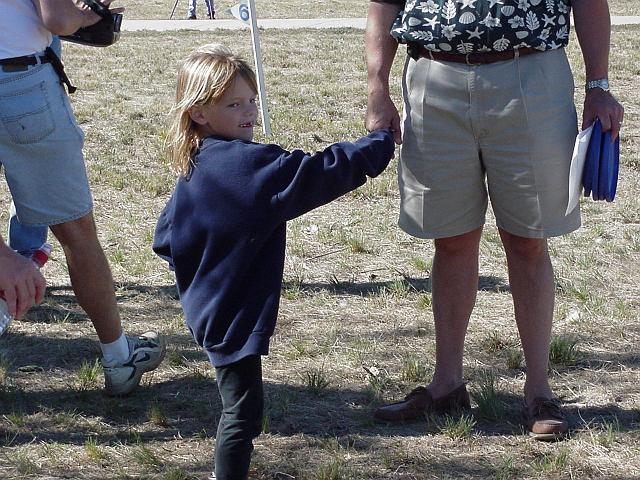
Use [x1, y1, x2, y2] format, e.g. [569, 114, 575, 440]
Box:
[166, 44, 258, 175]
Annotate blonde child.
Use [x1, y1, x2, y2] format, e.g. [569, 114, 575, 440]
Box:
[153, 44, 395, 479]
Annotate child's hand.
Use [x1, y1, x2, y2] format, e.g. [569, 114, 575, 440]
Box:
[369, 128, 397, 159]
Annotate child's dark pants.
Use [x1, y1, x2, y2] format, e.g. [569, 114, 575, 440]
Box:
[213, 355, 263, 480]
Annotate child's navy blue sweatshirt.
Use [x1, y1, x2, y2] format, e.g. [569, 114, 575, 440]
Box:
[153, 129, 395, 367]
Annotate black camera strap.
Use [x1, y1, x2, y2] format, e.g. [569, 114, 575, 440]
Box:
[59, 0, 121, 47]
[44, 47, 77, 94]
[82, 0, 114, 21]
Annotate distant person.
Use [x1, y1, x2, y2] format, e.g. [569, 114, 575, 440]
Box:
[0, 0, 166, 395]
[188, 0, 215, 19]
[153, 44, 395, 480]
[365, 0, 623, 441]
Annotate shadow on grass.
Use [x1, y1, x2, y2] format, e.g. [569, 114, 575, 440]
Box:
[0, 331, 203, 373]
[1, 281, 637, 452]
[44, 282, 179, 302]
[17, 276, 512, 330]
[1, 371, 638, 449]
[17, 283, 181, 327]
[566, 403, 640, 430]
[579, 350, 640, 369]
[284, 274, 510, 296]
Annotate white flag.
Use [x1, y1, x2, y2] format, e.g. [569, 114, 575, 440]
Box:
[228, 1, 250, 24]
[227, 0, 271, 136]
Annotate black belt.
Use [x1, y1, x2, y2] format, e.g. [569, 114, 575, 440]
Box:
[0, 54, 48, 70]
[0, 48, 77, 93]
[408, 43, 540, 65]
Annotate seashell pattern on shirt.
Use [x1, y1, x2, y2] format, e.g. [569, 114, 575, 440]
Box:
[459, 12, 477, 24]
[392, 0, 571, 54]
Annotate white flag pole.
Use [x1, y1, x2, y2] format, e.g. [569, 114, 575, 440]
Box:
[246, 0, 271, 136]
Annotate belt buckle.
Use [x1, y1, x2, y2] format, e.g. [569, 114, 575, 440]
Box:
[465, 53, 481, 66]
[1, 64, 29, 72]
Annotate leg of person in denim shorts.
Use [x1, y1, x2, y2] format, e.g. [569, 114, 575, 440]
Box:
[5, 37, 61, 258]
[0, 54, 164, 395]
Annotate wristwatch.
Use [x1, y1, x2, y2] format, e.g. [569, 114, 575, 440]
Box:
[585, 78, 610, 92]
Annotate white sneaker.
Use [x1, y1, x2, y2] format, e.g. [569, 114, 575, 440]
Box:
[103, 331, 166, 396]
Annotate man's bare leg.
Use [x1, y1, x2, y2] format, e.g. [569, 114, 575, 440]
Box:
[428, 227, 483, 398]
[499, 229, 554, 403]
[373, 227, 481, 421]
[50, 212, 122, 343]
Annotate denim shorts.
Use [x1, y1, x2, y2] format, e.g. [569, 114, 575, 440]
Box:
[399, 48, 580, 239]
[0, 59, 92, 227]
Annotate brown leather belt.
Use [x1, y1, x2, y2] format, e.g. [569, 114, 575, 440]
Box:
[410, 45, 540, 65]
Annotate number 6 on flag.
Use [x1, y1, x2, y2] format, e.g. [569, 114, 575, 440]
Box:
[229, 1, 250, 23]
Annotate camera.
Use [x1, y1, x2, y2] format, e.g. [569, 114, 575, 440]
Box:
[60, 0, 122, 47]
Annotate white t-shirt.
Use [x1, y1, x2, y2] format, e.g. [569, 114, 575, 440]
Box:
[0, 0, 52, 59]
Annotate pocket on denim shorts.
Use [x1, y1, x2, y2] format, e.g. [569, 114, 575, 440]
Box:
[0, 81, 55, 144]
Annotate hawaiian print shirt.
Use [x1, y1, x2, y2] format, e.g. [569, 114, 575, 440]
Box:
[385, 0, 572, 54]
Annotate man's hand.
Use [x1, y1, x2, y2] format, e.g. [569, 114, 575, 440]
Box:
[366, 90, 402, 145]
[35, 0, 124, 35]
[76, 0, 124, 29]
[583, 88, 624, 140]
[572, 0, 623, 139]
[365, 1, 402, 144]
[0, 247, 46, 319]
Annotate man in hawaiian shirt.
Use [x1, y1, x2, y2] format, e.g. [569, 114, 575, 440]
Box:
[366, 0, 623, 440]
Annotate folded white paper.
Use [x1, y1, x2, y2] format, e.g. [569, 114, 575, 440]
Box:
[566, 124, 594, 216]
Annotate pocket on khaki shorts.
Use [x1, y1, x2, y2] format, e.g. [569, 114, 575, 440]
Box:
[0, 81, 55, 145]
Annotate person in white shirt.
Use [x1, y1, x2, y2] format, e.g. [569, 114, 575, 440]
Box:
[0, 0, 165, 396]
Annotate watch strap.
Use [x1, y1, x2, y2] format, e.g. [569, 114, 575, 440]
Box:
[585, 79, 610, 91]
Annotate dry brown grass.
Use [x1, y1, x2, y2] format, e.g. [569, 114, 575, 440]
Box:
[120, 0, 638, 20]
[0, 25, 638, 479]
[122, 0, 369, 20]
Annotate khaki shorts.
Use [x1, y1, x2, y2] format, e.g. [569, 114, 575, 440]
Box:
[398, 48, 580, 239]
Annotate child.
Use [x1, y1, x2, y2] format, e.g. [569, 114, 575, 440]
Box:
[153, 44, 395, 480]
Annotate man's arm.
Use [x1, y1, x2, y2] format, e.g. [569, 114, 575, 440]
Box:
[0, 236, 45, 319]
[365, 1, 403, 144]
[31, 0, 123, 36]
[572, 0, 624, 138]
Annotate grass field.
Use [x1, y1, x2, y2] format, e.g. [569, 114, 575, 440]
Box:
[123, 0, 368, 20]
[0, 24, 638, 480]
[123, 0, 637, 20]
